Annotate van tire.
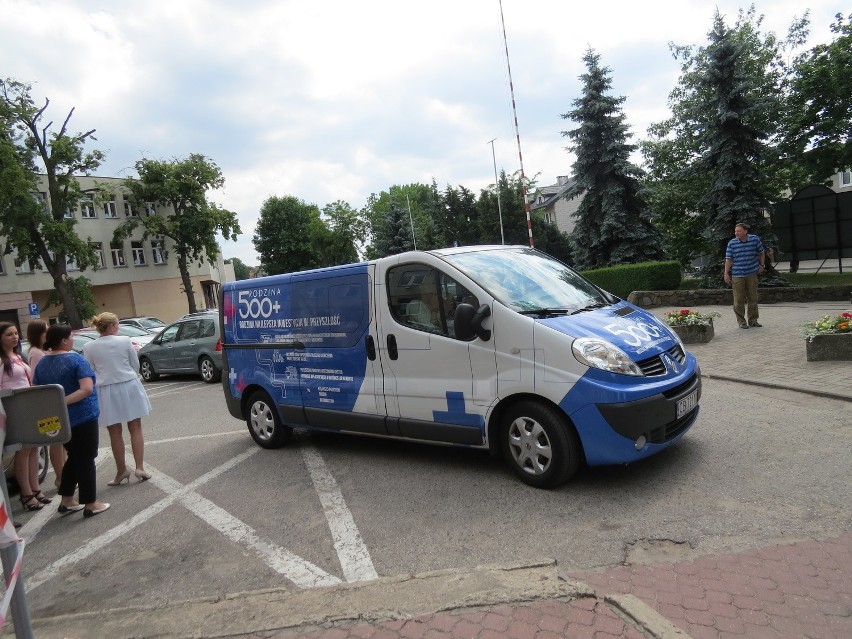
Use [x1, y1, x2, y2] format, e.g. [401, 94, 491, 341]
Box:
[246, 390, 292, 449]
[500, 401, 580, 488]
[139, 358, 159, 382]
[199, 356, 221, 383]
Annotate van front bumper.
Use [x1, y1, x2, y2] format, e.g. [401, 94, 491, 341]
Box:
[596, 372, 700, 444]
[561, 361, 701, 466]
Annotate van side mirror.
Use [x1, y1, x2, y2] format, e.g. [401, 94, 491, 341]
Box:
[454, 303, 492, 341]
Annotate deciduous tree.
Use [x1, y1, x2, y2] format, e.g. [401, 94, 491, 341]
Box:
[117, 154, 240, 313]
[1, 79, 104, 328]
[252, 195, 322, 275]
[781, 12, 852, 187]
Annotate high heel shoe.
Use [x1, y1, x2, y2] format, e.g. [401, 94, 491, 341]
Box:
[107, 469, 132, 486]
[19, 495, 43, 511]
[134, 469, 152, 482]
[33, 491, 52, 504]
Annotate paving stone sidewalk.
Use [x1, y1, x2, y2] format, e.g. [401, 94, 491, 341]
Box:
[247, 533, 851, 639]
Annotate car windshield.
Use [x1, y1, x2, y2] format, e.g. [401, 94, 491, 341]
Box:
[442, 247, 610, 314]
[138, 318, 165, 329]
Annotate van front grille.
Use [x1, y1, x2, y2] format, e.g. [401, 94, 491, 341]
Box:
[636, 344, 686, 376]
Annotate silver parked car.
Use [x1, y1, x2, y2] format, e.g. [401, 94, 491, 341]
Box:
[137, 311, 223, 383]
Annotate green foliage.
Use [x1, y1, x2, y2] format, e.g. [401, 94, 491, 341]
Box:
[45, 276, 96, 324]
[781, 13, 852, 188]
[561, 49, 663, 270]
[581, 261, 682, 298]
[321, 200, 367, 264]
[642, 7, 810, 268]
[253, 195, 324, 274]
[118, 154, 241, 312]
[1, 78, 104, 327]
[369, 197, 414, 259]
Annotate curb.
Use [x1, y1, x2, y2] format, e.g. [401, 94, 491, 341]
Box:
[23, 560, 568, 639]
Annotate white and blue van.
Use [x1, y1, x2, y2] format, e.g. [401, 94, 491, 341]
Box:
[221, 246, 700, 488]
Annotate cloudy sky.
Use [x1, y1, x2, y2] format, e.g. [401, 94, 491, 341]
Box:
[1, 0, 844, 265]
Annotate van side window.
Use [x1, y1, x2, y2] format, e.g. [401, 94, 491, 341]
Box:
[387, 265, 478, 339]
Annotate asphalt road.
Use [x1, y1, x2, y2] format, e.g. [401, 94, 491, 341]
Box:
[12, 373, 851, 623]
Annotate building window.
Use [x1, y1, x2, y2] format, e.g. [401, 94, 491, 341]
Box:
[124, 201, 138, 217]
[151, 240, 166, 264]
[15, 258, 32, 274]
[145, 202, 157, 216]
[110, 242, 126, 267]
[132, 241, 146, 266]
[91, 242, 105, 269]
[0, 256, 5, 275]
[63, 206, 74, 219]
[67, 254, 79, 271]
[34, 191, 48, 210]
[103, 199, 117, 218]
[80, 196, 96, 218]
[840, 169, 851, 187]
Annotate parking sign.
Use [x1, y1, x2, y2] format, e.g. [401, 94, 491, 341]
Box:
[28, 302, 40, 317]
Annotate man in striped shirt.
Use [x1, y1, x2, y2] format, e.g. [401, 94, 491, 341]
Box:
[723, 222, 766, 329]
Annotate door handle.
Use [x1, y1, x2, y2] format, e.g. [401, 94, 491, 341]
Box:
[386, 334, 398, 360]
[366, 335, 376, 361]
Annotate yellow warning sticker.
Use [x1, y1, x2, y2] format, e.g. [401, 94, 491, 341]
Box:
[37, 416, 62, 437]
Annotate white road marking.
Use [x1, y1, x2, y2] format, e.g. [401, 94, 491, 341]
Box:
[25, 448, 256, 592]
[301, 445, 378, 583]
[25, 447, 342, 592]
[150, 469, 340, 588]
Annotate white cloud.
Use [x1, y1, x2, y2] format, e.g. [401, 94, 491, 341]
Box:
[1, 0, 845, 265]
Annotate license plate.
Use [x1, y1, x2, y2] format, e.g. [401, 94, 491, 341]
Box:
[676, 390, 698, 418]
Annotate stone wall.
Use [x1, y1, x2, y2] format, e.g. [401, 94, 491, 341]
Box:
[626, 285, 852, 309]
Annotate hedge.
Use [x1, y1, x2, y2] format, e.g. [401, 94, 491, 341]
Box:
[580, 261, 682, 299]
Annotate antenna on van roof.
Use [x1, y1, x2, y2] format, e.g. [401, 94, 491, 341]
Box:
[406, 194, 417, 250]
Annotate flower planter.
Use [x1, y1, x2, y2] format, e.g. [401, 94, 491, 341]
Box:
[805, 333, 852, 361]
[670, 321, 714, 344]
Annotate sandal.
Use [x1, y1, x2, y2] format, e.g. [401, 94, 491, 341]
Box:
[34, 491, 52, 505]
[19, 495, 44, 511]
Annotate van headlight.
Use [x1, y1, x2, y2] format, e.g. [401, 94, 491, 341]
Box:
[572, 337, 643, 376]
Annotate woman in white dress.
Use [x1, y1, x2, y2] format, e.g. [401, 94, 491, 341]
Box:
[82, 312, 152, 485]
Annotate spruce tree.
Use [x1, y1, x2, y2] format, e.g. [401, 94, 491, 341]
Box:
[690, 13, 775, 280]
[562, 49, 662, 270]
[372, 197, 414, 258]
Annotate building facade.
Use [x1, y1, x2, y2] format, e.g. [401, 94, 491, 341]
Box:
[0, 175, 230, 334]
[530, 175, 580, 236]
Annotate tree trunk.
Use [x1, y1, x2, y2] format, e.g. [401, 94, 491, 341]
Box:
[178, 254, 197, 314]
[53, 273, 83, 328]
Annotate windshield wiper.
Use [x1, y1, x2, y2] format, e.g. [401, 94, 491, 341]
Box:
[569, 301, 610, 315]
[518, 307, 572, 317]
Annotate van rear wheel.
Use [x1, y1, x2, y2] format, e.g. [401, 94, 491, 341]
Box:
[246, 390, 292, 449]
[501, 401, 580, 488]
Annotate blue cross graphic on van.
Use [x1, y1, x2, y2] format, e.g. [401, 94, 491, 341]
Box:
[433, 391, 485, 430]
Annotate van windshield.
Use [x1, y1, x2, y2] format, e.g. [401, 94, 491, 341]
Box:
[443, 248, 611, 315]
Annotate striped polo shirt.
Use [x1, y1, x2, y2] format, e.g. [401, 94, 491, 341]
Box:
[725, 234, 765, 277]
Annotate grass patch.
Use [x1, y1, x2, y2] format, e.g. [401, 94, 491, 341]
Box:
[782, 272, 852, 286]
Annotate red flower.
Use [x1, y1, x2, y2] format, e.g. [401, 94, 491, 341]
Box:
[680, 309, 690, 314]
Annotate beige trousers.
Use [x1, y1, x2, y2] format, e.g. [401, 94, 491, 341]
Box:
[731, 274, 759, 325]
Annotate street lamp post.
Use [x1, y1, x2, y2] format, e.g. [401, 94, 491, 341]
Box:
[487, 138, 505, 245]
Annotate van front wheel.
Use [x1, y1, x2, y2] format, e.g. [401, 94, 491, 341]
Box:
[501, 401, 580, 488]
[246, 390, 292, 449]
